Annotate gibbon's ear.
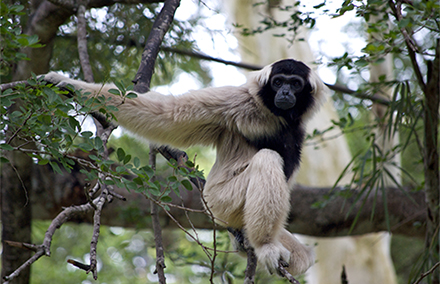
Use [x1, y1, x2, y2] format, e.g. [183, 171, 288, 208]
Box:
[309, 68, 328, 107]
[248, 63, 274, 88]
[308, 68, 327, 104]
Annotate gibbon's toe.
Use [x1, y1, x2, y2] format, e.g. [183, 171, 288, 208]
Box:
[254, 242, 290, 274]
[286, 244, 315, 276]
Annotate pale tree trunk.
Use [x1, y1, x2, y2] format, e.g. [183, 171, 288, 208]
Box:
[369, 21, 402, 187]
[223, 1, 398, 283]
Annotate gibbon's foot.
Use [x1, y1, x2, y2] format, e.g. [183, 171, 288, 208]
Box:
[254, 242, 291, 275]
[227, 228, 247, 252]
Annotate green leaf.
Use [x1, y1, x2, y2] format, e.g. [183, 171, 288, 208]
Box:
[313, 2, 325, 9]
[108, 88, 120, 96]
[78, 143, 93, 152]
[181, 179, 193, 191]
[167, 176, 178, 182]
[160, 196, 173, 203]
[1, 97, 12, 107]
[38, 159, 49, 165]
[94, 137, 103, 150]
[114, 81, 125, 92]
[133, 157, 140, 168]
[104, 179, 115, 185]
[0, 157, 10, 163]
[11, 4, 24, 12]
[141, 165, 154, 178]
[0, 143, 14, 151]
[68, 117, 80, 132]
[81, 131, 94, 138]
[49, 161, 62, 174]
[89, 154, 99, 161]
[133, 177, 144, 185]
[125, 92, 138, 99]
[123, 154, 131, 165]
[43, 87, 59, 104]
[27, 34, 40, 46]
[117, 148, 126, 162]
[126, 181, 138, 191]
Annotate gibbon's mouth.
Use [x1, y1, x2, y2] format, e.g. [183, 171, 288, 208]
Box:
[275, 99, 296, 110]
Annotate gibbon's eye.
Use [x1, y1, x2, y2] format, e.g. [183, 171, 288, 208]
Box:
[271, 76, 284, 89]
[289, 76, 305, 92]
[273, 79, 283, 88]
[291, 79, 302, 89]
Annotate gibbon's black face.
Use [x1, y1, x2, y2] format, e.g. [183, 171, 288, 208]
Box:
[259, 59, 314, 121]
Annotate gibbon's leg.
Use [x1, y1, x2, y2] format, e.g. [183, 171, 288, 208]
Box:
[242, 149, 292, 274]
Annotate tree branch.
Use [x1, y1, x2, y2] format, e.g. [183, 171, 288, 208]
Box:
[413, 262, 440, 284]
[131, 1, 181, 283]
[133, 0, 181, 92]
[159, 46, 391, 105]
[77, 0, 94, 83]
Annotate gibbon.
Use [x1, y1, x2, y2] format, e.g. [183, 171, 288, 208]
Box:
[43, 58, 326, 276]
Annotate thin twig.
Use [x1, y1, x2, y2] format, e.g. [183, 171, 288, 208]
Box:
[149, 145, 167, 284]
[152, 197, 213, 257]
[87, 189, 106, 279]
[413, 262, 440, 284]
[388, 0, 426, 91]
[3, 241, 39, 252]
[3, 200, 97, 282]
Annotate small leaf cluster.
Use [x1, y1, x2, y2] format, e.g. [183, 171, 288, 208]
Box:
[89, 147, 204, 208]
[235, 1, 316, 44]
[0, 3, 44, 78]
[1, 76, 109, 172]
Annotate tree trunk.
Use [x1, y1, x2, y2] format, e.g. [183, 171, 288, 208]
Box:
[423, 39, 440, 284]
[1, 153, 33, 284]
[2, 0, 69, 282]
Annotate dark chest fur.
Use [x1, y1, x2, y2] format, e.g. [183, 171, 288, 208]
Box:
[247, 121, 305, 180]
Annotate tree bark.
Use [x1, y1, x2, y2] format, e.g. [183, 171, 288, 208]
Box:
[423, 38, 440, 284]
[1, 153, 33, 284]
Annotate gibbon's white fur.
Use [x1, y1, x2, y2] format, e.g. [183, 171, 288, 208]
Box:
[43, 59, 326, 276]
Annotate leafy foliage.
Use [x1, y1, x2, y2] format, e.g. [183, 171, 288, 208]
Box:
[51, 4, 212, 86]
[0, 3, 43, 80]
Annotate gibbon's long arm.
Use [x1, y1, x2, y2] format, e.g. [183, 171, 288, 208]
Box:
[44, 72, 283, 149]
